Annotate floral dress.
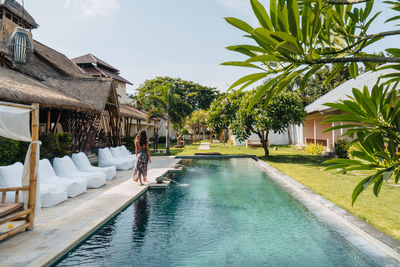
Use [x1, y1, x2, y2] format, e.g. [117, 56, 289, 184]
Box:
[134, 146, 148, 178]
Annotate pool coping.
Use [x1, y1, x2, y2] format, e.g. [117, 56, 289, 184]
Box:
[176, 155, 400, 265]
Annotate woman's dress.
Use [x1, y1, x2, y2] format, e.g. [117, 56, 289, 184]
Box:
[134, 146, 148, 178]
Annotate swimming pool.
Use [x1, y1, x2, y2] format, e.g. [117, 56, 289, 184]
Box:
[56, 159, 377, 266]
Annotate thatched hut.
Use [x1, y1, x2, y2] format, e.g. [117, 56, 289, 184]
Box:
[0, 1, 121, 152]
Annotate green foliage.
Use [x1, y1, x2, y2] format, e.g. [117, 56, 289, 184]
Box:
[224, 0, 400, 109]
[123, 136, 135, 153]
[230, 90, 305, 156]
[143, 83, 192, 154]
[303, 143, 324, 155]
[186, 109, 208, 135]
[0, 138, 23, 166]
[40, 133, 58, 160]
[137, 76, 218, 111]
[207, 92, 243, 136]
[40, 132, 72, 159]
[296, 66, 352, 106]
[334, 139, 349, 159]
[323, 83, 400, 204]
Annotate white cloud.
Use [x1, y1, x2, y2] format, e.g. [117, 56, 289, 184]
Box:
[64, 0, 120, 17]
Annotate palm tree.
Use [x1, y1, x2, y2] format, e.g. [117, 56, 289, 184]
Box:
[146, 84, 192, 154]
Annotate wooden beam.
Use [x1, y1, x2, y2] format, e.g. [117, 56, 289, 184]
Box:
[27, 103, 39, 229]
[46, 110, 51, 133]
[52, 110, 62, 133]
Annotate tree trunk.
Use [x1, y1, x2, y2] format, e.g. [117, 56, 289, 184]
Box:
[166, 118, 170, 154]
[261, 135, 270, 157]
[256, 131, 270, 157]
[224, 128, 229, 145]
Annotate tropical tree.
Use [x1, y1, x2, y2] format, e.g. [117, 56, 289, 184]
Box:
[207, 92, 243, 144]
[144, 84, 192, 154]
[323, 82, 400, 204]
[223, 0, 400, 110]
[231, 90, 305, 157]
[224, 0, 400, 202]
[137, 77, 219, 111]
[186, 110, 209, 143]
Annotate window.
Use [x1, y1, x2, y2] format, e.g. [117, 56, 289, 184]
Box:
[114, 82, 119, 89]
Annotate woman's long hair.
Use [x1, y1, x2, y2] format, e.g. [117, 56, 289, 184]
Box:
[137, 130, 147, 147]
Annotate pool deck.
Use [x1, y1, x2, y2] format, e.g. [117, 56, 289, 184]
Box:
[0, 156, 181, 267]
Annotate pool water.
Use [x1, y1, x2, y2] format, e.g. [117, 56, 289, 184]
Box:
[56, 159, 377, 266]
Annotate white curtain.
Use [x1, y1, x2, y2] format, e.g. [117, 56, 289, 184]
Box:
[0, 105, 31, 142]
[0, 105, 40, 211]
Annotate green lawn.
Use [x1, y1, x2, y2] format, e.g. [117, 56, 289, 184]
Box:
[152, 142, 400, 241]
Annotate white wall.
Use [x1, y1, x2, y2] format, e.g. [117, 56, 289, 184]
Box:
[230, 130, 290, 146]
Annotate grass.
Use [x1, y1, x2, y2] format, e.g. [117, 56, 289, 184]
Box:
[152, 142, 400, 241]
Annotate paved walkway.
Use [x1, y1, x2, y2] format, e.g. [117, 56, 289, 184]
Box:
[198, 142, 210, 150]
[0, 156, 180, 267]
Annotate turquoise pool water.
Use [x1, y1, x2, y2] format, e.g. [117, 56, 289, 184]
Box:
[56, 159, 377, 266]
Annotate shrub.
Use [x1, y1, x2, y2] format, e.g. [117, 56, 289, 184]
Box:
[304, 143, 324, 155]
[158, 136, 166, 144]
[40, 133, 58, 159]
[123, 136, 135, 153]
[334, 139, 349, 158]
[40, 132, 72, 159]
[0, 138, 21, 166]
[56, 132, 72, 157]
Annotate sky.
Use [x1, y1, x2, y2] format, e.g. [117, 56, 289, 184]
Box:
[23, 0, 400, 95]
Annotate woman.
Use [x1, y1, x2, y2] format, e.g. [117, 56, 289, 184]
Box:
[133, 130, 151, 185]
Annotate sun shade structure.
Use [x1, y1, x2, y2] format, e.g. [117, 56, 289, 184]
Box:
[0, 101, 39, 241]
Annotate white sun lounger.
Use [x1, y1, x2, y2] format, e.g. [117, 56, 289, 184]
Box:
[72, 152, 116, 180]
[120, 145, 137, 161]
[0, 162, 68, 208]
[98, 147, 132, 170]
[53, 156, 106, 188]
[39, 159, 87, 197]
[110, 147, 135, 169]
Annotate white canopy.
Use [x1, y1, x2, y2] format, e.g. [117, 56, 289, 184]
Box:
[0, 105, 32, 142]
[0, 103, 40, 210]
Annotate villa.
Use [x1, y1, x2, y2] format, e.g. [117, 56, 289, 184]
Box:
[295, 69, 395, 151]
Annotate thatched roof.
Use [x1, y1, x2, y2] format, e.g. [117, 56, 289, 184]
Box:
[0, 66, 97, 112]
[0, 0, 38, 29]
[119, 104, 147, 120]
[33, 41, 90, 78]
[45, 77, 112, 113]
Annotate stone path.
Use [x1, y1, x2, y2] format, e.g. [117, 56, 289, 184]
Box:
[198, 142, 210, 150]
[0, 156, 181, 267]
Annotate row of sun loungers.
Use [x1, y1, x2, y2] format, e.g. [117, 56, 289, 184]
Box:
[0, 146, 136, 208]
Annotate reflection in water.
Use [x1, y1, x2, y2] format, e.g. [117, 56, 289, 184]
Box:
[132, 194, 148, 250]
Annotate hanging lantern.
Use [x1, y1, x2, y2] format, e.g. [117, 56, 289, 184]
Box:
[7, 27, 34, 67]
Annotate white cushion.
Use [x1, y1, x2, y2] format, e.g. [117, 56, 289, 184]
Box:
[0, 162, 68, 207]
[0, 162, 23, 202]
[98, 147, 132, 170]
[39, 159, 86, 197]
[72, 152, 116, 180]
[53, 156, 106, 188]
